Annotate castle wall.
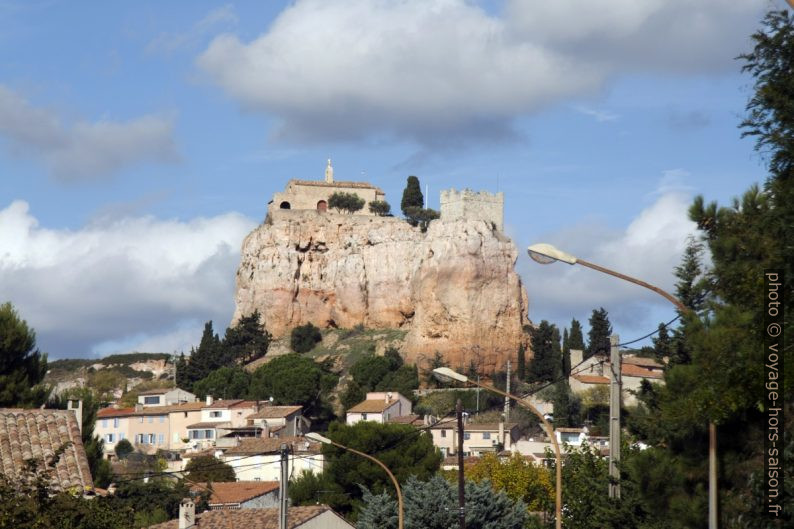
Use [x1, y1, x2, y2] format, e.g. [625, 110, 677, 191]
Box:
[268, 180, 385, 215]
[440, 189, 504, 231]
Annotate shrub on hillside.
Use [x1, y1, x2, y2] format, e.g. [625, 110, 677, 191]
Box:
[368, 200, 391, 216]
[290, 323, 322, 353]
[328, 192, 365, 214]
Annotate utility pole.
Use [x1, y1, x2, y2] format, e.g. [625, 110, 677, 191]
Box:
[279, 443, 290, 529]
[608, 334, 621, 499]
[456, 399, 466, 529]
[504, 359, 511, 421]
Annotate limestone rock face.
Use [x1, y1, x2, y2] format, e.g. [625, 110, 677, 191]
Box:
[233, 210, 529, 372]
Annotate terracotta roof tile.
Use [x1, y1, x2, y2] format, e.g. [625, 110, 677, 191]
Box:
[97, 407, 136, 418]
[187, 422, 231, 429]
[0, 409, 93, 491]
[347, 399, 395, 413]
[247, 406, 302, 419]
[572, 374, 610, 384]
[621, 364, 664, 379]
[621, 356, 664, 368]
[222, 436, 321, 456]
[148, 505, 349, 528]
[290, 179, 385, 194]
[190, 481, 280, 506]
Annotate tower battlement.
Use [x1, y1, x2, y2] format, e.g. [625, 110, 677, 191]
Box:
[440, 188, 504, 231]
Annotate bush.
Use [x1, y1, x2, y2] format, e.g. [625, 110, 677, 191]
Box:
[368, 200, 391, 216]
[290, 323, 322, 353]
[184, 455, 236, 482]
[328, 192, 365, 214]
[114, 438, 134, 459]
[404, 206, 440, 231]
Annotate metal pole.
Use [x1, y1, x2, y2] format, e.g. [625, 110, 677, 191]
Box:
[709, 422, 717, 528]
[608, 334, 621, 499]
[504, 360, 511, 421]
[456, 399, 466, 529]
[279, 443, 289, 529]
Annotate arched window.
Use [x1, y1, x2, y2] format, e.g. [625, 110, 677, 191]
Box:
[279, 201, 291, 209]
[316, 200, 328, 212]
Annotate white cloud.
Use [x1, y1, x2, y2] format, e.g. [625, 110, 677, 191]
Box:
[196, 0, 766, 147]
[0, 200, 256, 357]
[573, 105, 619, 122]
[0, 85, 177, 181]
[522, 185, 700, 341]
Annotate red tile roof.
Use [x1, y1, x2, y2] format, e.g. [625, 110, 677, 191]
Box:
[622, 356, 664, 368]
[190, 481, 279, 506]
[572, 374, 610, 385]
[347, 399, 397, 413]
[247, 406, 302, 419]
[149, 505, 351, 529]
[222, 436, 321, 456]
[97, 407, 136, 418]
[621, 364, 664, 379]
[0, 409, 93, 491]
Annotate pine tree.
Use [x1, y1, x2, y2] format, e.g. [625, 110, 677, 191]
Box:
[569, 318, 585, 350]
[528, 320, 562, 383]
[400, 176, 424, 216]
[561, 328, 571, 377]
[585, 308, 612, 360]
[651, 323, 672, 364]
[516, 344, 526, 381]
[0, 302, 49, 408]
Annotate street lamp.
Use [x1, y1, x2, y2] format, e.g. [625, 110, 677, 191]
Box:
[305, 432, 404, 529]
[432, 367, 563, 529]
[527, 242, 716, 529]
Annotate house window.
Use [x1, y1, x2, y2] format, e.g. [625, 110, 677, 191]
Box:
[119, 432, 125, 440]
[159, 416, 165, 423]
[113, 418, 119, 428]
[210, 411, 222, 418]
[104, 434, 114, 443]
[482, 432, 491, 440]
[158, 434, 165, 445]
[139, 417, 143, 423]
[463, 433, 470, 440]
[440, 430, 447, 438]
[361, 413, 368, 421]
[144, 396, 160, 405]
[148, 416, 154, 424]
[148, 434, 155, 444]
[101, 419, 108, 428]
[205, 430, 214, 439]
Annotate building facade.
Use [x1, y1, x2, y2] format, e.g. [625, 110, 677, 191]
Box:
[440, 188, 504, 231]
[345, 392, 412, 425]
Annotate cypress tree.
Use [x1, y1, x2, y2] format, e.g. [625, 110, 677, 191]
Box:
[400, 176, 424, 215]
[585, 308, 612, 360]
[516, 344, 526, 381]
[561, 328, 571, 377]
[528, 320, 562, 383]
[569, 318, 585, 350]
[0, 302, 48, 408]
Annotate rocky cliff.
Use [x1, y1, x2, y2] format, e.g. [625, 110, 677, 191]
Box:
[233, 210, 529, 372]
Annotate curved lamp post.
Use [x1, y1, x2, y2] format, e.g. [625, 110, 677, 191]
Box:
[305, 432, 404, 529]
[527, 243, 716, 529]
[433, 367, 563, 529]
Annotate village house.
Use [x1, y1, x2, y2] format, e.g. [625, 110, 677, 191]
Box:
[267, 159, 386, 215]
[245, 405, 308, 437]
[568, 349, 665, 406]
[345, 391, 412, 425]
[214, 436, 324, 482]
[429, 418, 520, 458]
[185, 397, 260, 450]
[136, 388, 197, 407]
[151, 501, 354, 529]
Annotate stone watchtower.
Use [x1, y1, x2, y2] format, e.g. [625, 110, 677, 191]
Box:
[440, 188, 504, 231]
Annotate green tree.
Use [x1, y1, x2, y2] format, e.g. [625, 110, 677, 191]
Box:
[340, 379, 367, 410]
[651, 323, 672, 364]
[192, 366, 252, 399]
[184, 455, 236, 483]
[403, 206, 439, 232]
[585, 308, 612, 360]
[0, 302, 49, 408]
[329, 192, 365, 214]
[517, 343, 527, 380]
[222, 310, 271, 364]
[400, 176, 424, 216]
[114, 438, 134, 459]
[290, 323, 323, 353]
[357, 475, 529, 529]
[528, 320, 562, 383]
[107, 478, 208, 528]
[248, 354, 338, 420]
[368, 200, 391, 216]
[568, 318, 585, 350]
[551, 381, 580, 428]
[311, 421, 442, 516]
[180, 321, 223, 391]
[466, 452, 553, 512]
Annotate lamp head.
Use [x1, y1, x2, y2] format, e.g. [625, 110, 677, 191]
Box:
[305, 432, 331, 445]
[527, 243, 578, 265]
[432, 367, 469, 384]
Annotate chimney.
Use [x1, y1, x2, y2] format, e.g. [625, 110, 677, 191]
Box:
[178, 498, 196, 529]
[386, 392, 392, 404]
[570, 349, 583, 371]
[499, 421, 505, 447]
[206, 395, 213, 406]
[68, 400, 83, 433]
[261, 423, 270, 439]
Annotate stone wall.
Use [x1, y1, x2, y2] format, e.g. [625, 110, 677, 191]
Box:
[268, 180, 385, 215]
[440, 188, 504, 231]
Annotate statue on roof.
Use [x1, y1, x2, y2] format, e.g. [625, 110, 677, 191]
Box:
[325, 158, 334, 183]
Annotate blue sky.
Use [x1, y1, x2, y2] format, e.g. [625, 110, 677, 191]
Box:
[0, 0, 777, 358]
